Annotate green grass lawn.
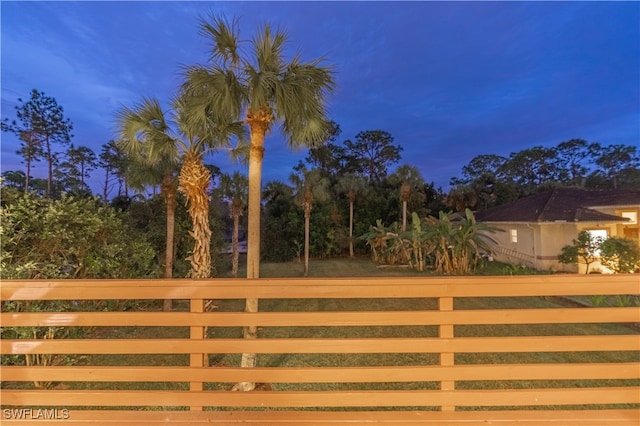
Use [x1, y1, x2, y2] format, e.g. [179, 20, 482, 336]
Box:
[223, 255, 428, 278]
[220, 255, 551, 278]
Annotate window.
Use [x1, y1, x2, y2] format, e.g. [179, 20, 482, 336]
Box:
[587, 229, 608, 241]
[621, 211, 638, 225]
[510, 229, 518, 243]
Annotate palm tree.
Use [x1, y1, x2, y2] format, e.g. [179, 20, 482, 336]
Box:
[118, 95, 244, 281]
[290, 168, 330, 277]
[218, 171, 248, 277]
[182, 15, 335, 388]
[173, 94, 245, 279]
[389, 165, 425, 232]
[336, 173, 368, 257]
[116, 98, 179, 311]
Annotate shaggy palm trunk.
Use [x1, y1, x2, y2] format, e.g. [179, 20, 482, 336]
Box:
[235, 112, 270, 392]
[161, 174, 177, 311]
[179, 151, 212, 279]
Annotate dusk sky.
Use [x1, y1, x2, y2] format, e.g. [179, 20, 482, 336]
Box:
[1, 1, 638, 194]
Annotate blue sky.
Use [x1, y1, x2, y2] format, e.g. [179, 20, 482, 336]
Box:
[1, 1, 638, 193]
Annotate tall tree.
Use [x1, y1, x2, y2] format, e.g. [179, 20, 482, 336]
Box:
[173, 94, 246, 279]
[3, 90, 73, 196]
[59, 145, 97, 194]
[343, 130, 402, 182]
[0, 120, 43, 192]
[98, 140, 128, 202]
[450, 154, 507, 186]
[554, 139, 597, 187]
[182, 15, 335, 388]
[591, 143, 640, 189]
[388, 165, 425, 232]
[499, 146, 562, 196]
[119, 95, 242, 288]
[290, 168, 330, 276]
[218, 172, 248, 277]
[116, 98, 181, 304]
[336, 173, 368, 257]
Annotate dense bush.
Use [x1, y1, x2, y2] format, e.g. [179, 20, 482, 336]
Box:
[1, 192, 155, 279]
[599, 237, 640, 273]
[0, 191, 157, 384]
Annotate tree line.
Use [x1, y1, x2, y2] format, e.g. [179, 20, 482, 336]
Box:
[2, 89, 639, 270]
[448, 140, 640, 211]
[3, 90, 637, 209]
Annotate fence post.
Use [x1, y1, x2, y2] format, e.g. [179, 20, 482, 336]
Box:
[439, 296, 455, 411]
[190, 298, 204, 411]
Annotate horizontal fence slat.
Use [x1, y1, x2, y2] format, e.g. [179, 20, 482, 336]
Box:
[1, 410, 638, 426]
[3, 363, 639, 383]
[2, 388, 638, 407]
[2, 275, 639, 300]
[3, 335, 638, 354]
[3, 307, 638, 327]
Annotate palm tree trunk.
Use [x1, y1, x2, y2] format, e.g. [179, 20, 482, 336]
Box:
[234, 116, 269, 392]
[349, 200, 354, 258]
[246, 120, 267, 280]
[304, 207, 311, 277]
[232, 213, 240, 278]
[179, 151, 212, 279]
[162, 174, 177, 311]
[400, 182, 411, 232]
[402, 200, 407, 232]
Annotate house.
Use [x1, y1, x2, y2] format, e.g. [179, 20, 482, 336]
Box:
[474, 188, 640, 273]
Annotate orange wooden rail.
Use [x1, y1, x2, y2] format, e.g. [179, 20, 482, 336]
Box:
[1, 274, 639, 425]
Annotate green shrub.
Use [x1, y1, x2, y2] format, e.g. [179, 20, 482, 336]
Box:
[0, 192, 157, 387]
[599, 236, 640, 273]
[1, 192, 155, 279]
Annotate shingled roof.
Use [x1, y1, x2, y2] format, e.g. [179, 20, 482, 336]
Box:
[475, 188, 640, 223]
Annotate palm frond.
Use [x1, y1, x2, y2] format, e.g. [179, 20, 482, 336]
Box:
[184, 14, 336, 152]
[115, 97, 181, 168]
[173, 91, 247, 158]
[199, 14, 241, 67]
[274, 59, 335, 147]
[252, 23, 287, 73]
[181, 65, 245, 119]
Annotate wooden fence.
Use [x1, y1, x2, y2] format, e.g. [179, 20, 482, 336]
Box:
[1, 274, 639, 424]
